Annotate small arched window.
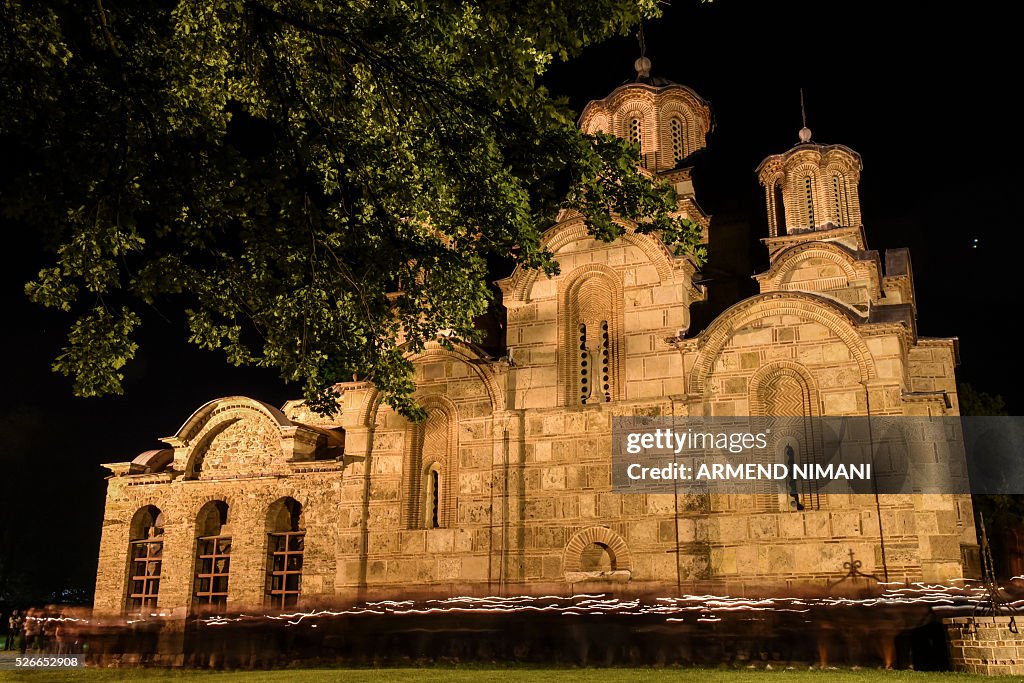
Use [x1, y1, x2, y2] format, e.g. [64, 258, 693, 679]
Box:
[670, 117, 686, 163]
[194, 500, 231, 610]
[266, 497, 304, 609]
[425, 465, 441, 529]
[773, 181, 787, 234]
[831, 174, 850, 227]
[803, 175, 816, 228]
[578, 320, 611, 405]
[126, 506, 164, 612]
[628, 117, 642, 149]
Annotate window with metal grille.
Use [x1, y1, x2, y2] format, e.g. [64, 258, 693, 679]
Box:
[193, 500, 230, 610]
[127, 537, 163, 610]
[628, 118, 642, 149]
[266, 497, 304, 609]
[194, 537, 231, 609]
[267, 532, 304, 609]
[804, 175, 816, 228]
[670, 118, 685, 162]
[125, 505, 163, 612]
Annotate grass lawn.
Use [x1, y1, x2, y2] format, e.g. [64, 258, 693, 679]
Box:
[4, 668, 1024, 683]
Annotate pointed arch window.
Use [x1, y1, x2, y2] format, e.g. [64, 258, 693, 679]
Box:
[670, 117, 686, 163]
[126, 506, 164, 612]
[193, 500, 231, 610]
[266, 498, 304, 609]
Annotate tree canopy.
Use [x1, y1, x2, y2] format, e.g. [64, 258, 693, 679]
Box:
[1, 0, 704, 417]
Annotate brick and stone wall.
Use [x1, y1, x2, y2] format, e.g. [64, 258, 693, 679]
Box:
[945, 616, 1024, 675]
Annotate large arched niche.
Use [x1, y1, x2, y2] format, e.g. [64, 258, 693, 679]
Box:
[401, 394, 460, 529]
[170, 397, 294, 479]
[499, 218, 680, 306]
[357, 342, 501, 428]
[689, 292, 875, 398]
[557, 264, 624, 405]
[563, 526, 632, 582]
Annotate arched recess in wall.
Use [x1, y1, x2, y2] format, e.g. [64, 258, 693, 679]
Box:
[689, 293, 875, 399]
[761, 242, 862, 294]
[193, 500, 231, 610]
[178, 398, 289, 479]
[749, 361, 824, 511]
[125, 505, 165, 611]
[357, 343, 501, 428]
[563, 526, 632, 578]
[265, 496, 304, 609]
[559, 265, 624, 406]
[504, 219, 675, 306]
[402, 395, 459, 529]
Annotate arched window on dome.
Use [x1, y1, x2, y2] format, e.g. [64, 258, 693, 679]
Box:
[628, 117, 642, 150]
[670, 117, 686, 164]
[831, 174, 850, 227]
[803, 175, 817, 229]
[773, 180, 787, 234]
[126, 505, 164, 612]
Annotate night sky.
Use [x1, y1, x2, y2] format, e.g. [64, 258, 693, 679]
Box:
[2, 1, 1021, 602]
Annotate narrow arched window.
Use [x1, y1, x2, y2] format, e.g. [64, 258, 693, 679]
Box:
[600, 321, 611, 402]
[628, 117, 642, 149]
[832, 174, 849, 227]
[126, 506, 164, 612]
[578, 320, 611, 405]
[266, 497, 304, 609]
[804, 175, 816, 228]
[425, 465, 441, 529]
[773, 181, 787, 234]
[578, 323, 589, 404]
[194, 500, 230, 611]
[670, 117, 686, 163]
[567, 273, 617, 406]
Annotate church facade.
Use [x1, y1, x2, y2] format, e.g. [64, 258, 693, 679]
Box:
[93, 71, 979, 616]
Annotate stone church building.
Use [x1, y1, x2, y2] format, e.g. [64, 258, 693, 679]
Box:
[93, 66, 979, 616]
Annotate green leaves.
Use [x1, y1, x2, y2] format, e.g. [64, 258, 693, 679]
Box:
[52, 306, 141, 397]
[2, 0, 703, 417]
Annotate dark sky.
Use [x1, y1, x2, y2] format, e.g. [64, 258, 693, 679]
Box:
[2, 1, 1021, 602]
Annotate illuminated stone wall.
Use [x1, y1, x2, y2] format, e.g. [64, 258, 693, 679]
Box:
[93, 79, 978, 616]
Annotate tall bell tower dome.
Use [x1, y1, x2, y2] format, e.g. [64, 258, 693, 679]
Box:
[756, 124, 863, 237]
[578, 59, 713, 174]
